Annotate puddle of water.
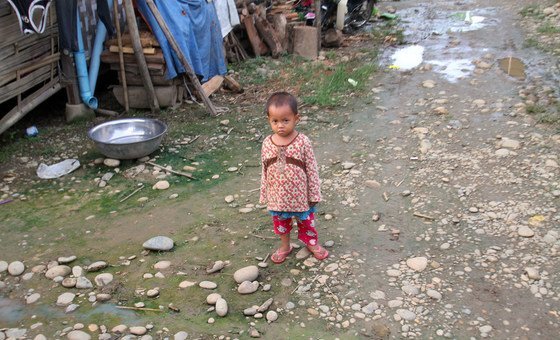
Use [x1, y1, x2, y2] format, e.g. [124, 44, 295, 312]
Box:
[429, 58, 475, 82]
[498, 57, 526, 80]
[390, 45, 425, 70]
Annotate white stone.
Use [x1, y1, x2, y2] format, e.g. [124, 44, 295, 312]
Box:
[206, 260, 225, 274]
[57, 256, 77, 264]
[427, 289, 442, 300]
[26, 293, 41, 304]
[387, 269, 401, 277]
[495, 148, 510, 157]
[0, 260, 8, 272]
[266, 310, 278, 322]
[479, 325, 493, 333]
[72, 266, 83, 277]
[388, 300, 403, 308]
[199, 281, 217, 289]
[153, 181, 170, 190]
[206, 293, 222, 305]
[233, 265, 259, 283]
[129, 327, 147, 335]
[154, 261, 171, 270]
[224, 195, 234, 203]
[406, 257, 428, 272]
[45, 265, 71, 279]
[174, 331, 189, 340]
[402, 284, 419, 296]
[517, 226, 535, 237]
[238, 281, 259, 294]
[57, 292, 76, 306]
[67, 330, 91, 340]
[147, 289, 159, 297]
[94, 273, 113, 286]
[501, 138, 520, 149]
[324, 263, 338, 272]
[179, 280, 196, 288]
[215, 298, 228, 316]
[396, 309, 416, 321]
[8, 261, 25, 276]
[103, 158, 120, 167]
[525, 267, 540, 280]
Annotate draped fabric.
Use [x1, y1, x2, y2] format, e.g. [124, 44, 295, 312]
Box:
[136, 0, 227, 81]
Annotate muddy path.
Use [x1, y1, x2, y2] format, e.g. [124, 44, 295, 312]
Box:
[1, 0, 560, 339]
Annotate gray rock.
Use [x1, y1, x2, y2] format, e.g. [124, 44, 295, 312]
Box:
[45, 265, 71, 279]
[388, 300, 403, 308]
[362, 302, 378, 314]
[233, 265, 259, 283]
[206, 260, 225, 274]
[67, 330, 91, 340]
[397, 309, 416, 321]
[26, 293, 41, 304]
[143, 236, 174, 251]
[72, 266, 83, 277]
[87, 261, 107, 272]
[65, 304, 80, 313]
[8, 261, 25, 276]
[427, 289, 442, 300]
[238, 281, 259, 294]
[6, 329, 27, 338]
[0, 261, 9, 272]
[258, 298, 274, 312]
[402, 284, 419, 296]
[244, 307, 258, 316]
[518, 226, 535, 237]
[154, 260, 171, 270]
[76, 276, 93, 289]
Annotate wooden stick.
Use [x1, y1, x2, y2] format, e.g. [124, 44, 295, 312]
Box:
[123, 0, 159, 113]
[116, 306, 163, 312]
[395, 177, 406, 187]
[112, 0, 129, 112]
[413, 212, 435, 220]
[146, 161, 195, 180]
[120, 185, 144, 202]
[292, 274, 320, 294]
[250, 233, 276, 240]
[382, 192, 389, 202]
[145, 0, 218, 116]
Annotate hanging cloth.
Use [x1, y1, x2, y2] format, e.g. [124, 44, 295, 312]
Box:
[6, 0, 53, 34]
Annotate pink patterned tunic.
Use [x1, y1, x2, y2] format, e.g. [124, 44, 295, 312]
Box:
[260, 133, 321, 212]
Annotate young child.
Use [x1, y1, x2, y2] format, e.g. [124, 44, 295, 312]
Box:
[260, 92, 329, 264]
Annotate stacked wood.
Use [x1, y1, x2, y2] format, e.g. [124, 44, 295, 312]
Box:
[233, 0, 306, 58]
[101, 32, 172, 86]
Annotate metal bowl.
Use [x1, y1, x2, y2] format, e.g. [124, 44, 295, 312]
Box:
[88, 118, 167, 160]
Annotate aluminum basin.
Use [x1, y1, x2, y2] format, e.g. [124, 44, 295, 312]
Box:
[88, 118, 167, 160]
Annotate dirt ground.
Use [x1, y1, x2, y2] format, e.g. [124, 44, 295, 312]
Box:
[1, 0, 560, 339]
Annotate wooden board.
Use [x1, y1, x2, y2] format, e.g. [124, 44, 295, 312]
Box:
[101, 50, 165, 65]
[109, 62, 166, 76]
[0, 65, 53, 104]
[109, 45, 156, 55]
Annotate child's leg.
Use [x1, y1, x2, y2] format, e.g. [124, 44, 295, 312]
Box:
[296, 213, 328, 260]
[271, 216, 294, 263]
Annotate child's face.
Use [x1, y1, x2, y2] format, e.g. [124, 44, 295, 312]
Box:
[267, 104, 299, 137]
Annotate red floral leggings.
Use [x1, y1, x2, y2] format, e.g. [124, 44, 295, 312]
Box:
[272, 213, 318, 246]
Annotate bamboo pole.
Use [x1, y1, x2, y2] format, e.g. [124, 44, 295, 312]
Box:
[113, 0, 129, 112]
[123, 0, 159, 113]
[145, 0, 218, 116]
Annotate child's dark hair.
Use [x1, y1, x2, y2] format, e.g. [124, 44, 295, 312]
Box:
[265, 92, 298, 116]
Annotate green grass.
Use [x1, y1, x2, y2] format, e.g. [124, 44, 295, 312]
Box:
[526, 104, 560, 128]
[538, 22, 560, 34]
[526, 104, 547, 115]
[520, 5, 543, 18]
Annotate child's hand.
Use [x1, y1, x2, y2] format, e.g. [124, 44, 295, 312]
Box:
[309, 202, 317, 207]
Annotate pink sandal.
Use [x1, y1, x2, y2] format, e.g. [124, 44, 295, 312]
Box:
[308, 245, 329, 260]
[271, 246, 293, 264]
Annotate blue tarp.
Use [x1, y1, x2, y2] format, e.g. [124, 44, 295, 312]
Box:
[136, 0, 227, 82]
